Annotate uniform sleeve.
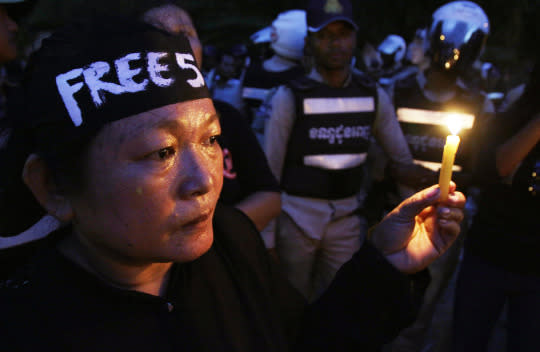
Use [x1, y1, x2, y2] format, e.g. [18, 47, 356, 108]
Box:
[372, 87, 413, 164]
[263, 86, 296, 182]
[459, 95, 497, 187]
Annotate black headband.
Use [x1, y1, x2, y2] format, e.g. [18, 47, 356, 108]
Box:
[21, 17, 210, 140]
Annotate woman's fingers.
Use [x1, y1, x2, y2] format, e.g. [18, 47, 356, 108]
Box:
[437, 206, 464, 223]
[443, 185, 467, 208]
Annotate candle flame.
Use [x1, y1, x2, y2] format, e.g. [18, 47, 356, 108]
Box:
[446, 116, 462, 135]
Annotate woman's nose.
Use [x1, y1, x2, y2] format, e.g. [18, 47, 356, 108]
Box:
[176, 147, 215, 199]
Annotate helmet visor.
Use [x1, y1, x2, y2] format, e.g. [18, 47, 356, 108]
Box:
[429, 19, 487, 72]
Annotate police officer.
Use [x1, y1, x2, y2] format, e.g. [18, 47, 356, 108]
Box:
[244, 10, 307, 143]
[393, 1, 494, 195]
[376, 34, 420, 99]
[389, 2, 495, 350]
[264, 0, 416, 301]
[205, 43, 249, 113]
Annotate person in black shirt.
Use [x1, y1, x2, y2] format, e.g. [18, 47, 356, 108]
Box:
[0, 15, 465, 352]
[453, 59, 540, 352]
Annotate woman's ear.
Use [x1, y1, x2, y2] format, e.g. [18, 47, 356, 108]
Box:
[22, 154, 74, 222]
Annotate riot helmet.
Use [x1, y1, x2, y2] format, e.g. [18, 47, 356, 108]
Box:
[427, 1, 489, 75]
[377, 34, 407, 71]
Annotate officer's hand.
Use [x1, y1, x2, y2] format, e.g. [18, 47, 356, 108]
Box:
[369, 183, 466, 274]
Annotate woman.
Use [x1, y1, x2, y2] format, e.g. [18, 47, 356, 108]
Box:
[143, 3, 282, 240]
[0, 16, 465, 351]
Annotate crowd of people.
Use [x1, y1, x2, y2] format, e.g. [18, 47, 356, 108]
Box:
[0, 0, 537, 351]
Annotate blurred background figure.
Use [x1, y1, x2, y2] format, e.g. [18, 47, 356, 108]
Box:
[202, 44, 220, 77]
[406, 28, 429, 68]
[244, 9, 306, 144]
[0, 0, 20, 64]
[206, 43, 250, 112]
[453, 55, 540, 352]
[386, 1, 495, 351]
[376, 34, 419, 98]
[378, 34, 406, 75]
[0, 0, 28, 124]
[359, 41, 382, 78]
[247, 22, 273, 63]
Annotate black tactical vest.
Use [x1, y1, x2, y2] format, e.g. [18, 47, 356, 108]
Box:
[393, 77, 485, 172]
[281, 74, 377, 199]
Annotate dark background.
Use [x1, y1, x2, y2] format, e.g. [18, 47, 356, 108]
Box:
[19, 0, 540, 87]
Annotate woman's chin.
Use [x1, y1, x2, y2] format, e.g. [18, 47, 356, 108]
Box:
[168, 228, 214, 263]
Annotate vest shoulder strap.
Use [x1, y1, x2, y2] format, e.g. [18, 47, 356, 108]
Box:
[288, 76, 319, 91]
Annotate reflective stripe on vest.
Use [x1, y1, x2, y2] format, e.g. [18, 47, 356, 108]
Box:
[304, 153, 368, 170]
[396, 107, 475, 129]
[304, 97, 375, 115]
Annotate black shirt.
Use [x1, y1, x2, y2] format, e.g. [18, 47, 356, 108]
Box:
[215, 100, 280, 205]
[0, 204, 425, 351]
[466, 109, 540, 276]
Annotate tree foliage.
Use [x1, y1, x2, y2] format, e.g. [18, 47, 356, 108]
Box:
[21, 0, 540, 65]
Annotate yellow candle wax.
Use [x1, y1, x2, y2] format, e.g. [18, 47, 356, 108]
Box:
[438, 134, 460, 201]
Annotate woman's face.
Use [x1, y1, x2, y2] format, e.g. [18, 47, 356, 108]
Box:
[69, 98, 223, 264]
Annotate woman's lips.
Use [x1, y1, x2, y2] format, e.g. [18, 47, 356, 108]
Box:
[182, 211, 211, 230]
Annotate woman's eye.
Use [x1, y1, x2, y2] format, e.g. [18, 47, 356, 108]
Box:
[157, 147, 176, 160]
[206, 135, 220, 146]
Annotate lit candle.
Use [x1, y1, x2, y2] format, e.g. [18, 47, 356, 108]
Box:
[439, 119, 462, 201]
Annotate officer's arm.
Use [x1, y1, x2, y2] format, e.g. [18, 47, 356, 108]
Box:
[372, 87, 413, 165]
[373, 87, 437, 188]
[263, 86, 296, 182]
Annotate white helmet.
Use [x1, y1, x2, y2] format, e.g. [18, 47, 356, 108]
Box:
[271, 10, 307, 60]
[377, 34, 407, 69]
[432, 1, 489, 35]
[428, 1, 489, 73]
[250, 10, 307, 61]
[250, 26, 273, 44]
